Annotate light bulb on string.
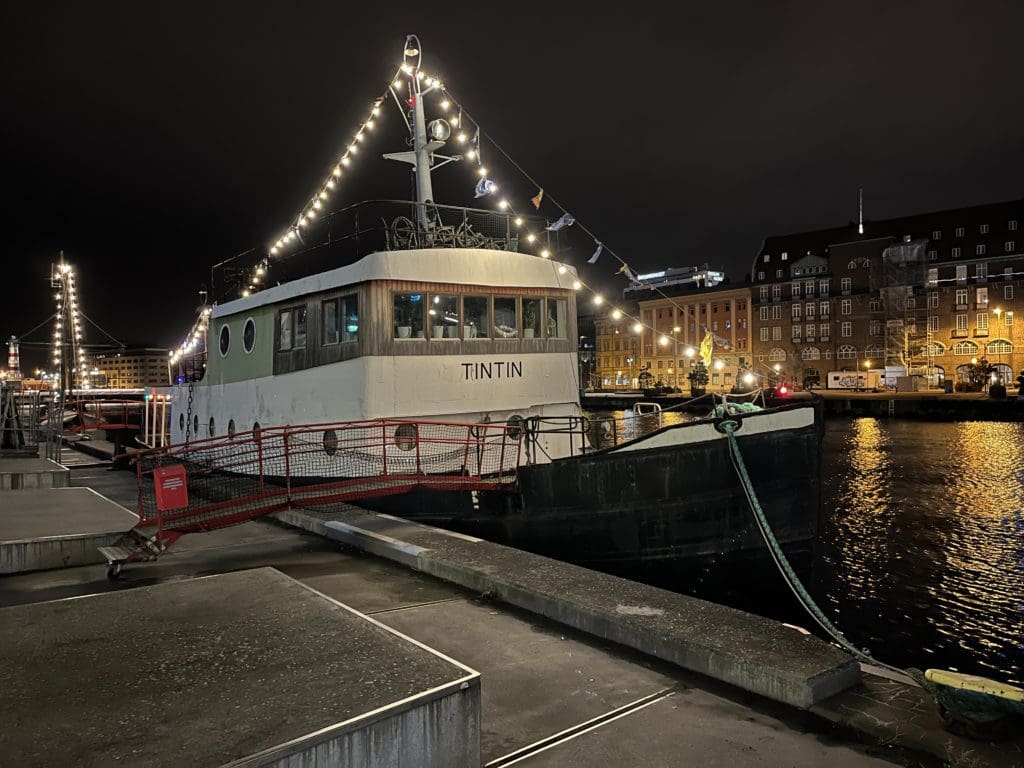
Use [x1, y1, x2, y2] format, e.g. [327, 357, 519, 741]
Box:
[572, 280, 582, 290]
[612, 309, 622, 320]
[593, 295, 604, 306]
[633, 323, 643, 334]
[526, 234, 536, 243]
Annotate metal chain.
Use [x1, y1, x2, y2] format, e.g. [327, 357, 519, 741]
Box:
[183, 382, 195, 445]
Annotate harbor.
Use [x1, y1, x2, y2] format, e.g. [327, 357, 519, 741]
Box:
[3, 10, 1024, 767]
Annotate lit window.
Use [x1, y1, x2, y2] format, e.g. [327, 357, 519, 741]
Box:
[841, 277, 852, 292]
[841, 299, 852, 315]
[952, 247, 962, 258]
[932, 230, 942, 240]
[980, 223, 989, 234]
[759, 306, 769, 321]
[1010, 219, 1019, 231]
[546, 298, 567, 338]
[977, 313, 988, 330]
[781, 252, 788, 261]
[927, 250, 937, 260]
[976, 244, 987, 256]
[772, 326, 781, 340]
[976, 262, 988, 279]
[837, 345, 856, 359]
[763, 254, 770, 262]
[1005, 285, 1014, 301]
[841, 321, 852, 337]
[1006, 241, 1016, 253]
[394, 294, 425, 339]
[928, 316, 939, 332]
[955, 226, 965, 237]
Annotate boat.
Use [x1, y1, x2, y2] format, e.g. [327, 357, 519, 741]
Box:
[157, 36, 822, 570]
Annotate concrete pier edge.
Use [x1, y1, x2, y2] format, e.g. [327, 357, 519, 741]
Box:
[275, 507, 859, 710]
[277, 507, 1024, 766]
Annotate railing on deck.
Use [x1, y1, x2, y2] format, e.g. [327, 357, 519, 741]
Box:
[133, 418, 523, 534]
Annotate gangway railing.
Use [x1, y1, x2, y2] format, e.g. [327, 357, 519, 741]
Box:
[99, 418, 522, 576]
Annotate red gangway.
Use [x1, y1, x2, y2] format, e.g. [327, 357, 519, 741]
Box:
[99, 418, 523, 576]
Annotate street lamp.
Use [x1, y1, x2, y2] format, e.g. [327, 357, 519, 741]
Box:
[714, 359, 725, 392]
[993, 308, 1004, 381]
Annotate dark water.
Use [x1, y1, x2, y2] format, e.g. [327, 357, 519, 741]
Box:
[585, 410, 1024, 685]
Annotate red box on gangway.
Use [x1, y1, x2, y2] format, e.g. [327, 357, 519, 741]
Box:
[154, 465, 189, 511]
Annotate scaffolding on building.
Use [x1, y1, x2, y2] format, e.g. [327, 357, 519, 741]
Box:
[872, 239, 935, 386]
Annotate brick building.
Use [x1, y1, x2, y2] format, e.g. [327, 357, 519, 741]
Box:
[750, 198, 1024, 387]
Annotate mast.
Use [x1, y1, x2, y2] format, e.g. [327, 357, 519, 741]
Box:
[383, 35, 454, 229]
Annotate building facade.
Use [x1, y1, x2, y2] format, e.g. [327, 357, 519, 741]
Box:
[92, 347, 170, 389]
[594, 307, 641, 388]
[636, 284, 754, 391]
[750, 198, 1024, 387]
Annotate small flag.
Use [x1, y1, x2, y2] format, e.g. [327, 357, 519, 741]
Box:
[546, 213, 575, 231]
[474, 178, 497, 198]
[531, 188, 544, 209]
[588, 241, 603, 264]
[616, 263, 638, 282]
[699, 330, 714, 368]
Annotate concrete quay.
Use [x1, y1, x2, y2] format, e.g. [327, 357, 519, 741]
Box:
[1, 459, 1020, 766]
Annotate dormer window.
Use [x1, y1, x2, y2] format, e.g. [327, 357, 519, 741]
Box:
[763, 254, 770, 262]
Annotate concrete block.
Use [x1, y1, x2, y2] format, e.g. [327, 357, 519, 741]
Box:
[0, 487, 138, 573]
[0, 457, 70, 489]
[0, 568, 480, 767]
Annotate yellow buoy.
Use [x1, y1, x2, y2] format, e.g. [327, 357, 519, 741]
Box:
[925, 669, 1024, 702]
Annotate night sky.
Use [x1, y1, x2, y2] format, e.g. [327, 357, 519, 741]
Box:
[4, 2, 1023, 370]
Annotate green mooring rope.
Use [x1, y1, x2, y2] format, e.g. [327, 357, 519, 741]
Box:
[719, 419, 906, 675]
[721, 419, 1024, 722]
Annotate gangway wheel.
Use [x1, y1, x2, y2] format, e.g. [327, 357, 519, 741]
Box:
[106, 561, 123, 580]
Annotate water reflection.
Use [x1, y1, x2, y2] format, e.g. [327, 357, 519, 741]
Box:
[818, 419, 1024, 684]
[585, 410, 1024, 685]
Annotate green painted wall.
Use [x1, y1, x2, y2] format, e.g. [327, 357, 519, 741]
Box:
[206, 306, 276, 384]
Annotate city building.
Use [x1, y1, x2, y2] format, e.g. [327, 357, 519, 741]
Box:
[92, 347, 170, 389]
[594, 306, 641, 388]
[636, 284, 753, 391]
[750, 198, 1024, 387]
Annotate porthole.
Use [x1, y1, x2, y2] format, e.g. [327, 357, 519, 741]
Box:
[219, 324, 230, 357]
[252, 421, 261, 434]
[209, 417, 216, 437]
[243, 317, 256, 354]
[394, 424, 417, 451]
[506, 414, 525, 439]
[323, 429, 338, 456]
[179, 413, 185, 432]
[228, 419, 236, 438]
[193, 415, 199, 435]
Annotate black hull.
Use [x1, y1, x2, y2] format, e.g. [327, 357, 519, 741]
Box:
[359, 403, 823, 571]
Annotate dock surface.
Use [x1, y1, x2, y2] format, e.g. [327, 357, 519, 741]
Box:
[2, 457, 1020, 766]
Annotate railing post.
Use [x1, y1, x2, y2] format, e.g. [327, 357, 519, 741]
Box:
[381, 421, 388, 477]
[283, 429, 292, 503]
[414, 423, 422, 477]
[498, 426, 507, 481]
[257, 428, 264, 496]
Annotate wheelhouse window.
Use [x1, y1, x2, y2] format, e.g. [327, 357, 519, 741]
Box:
[294, 307, 307, 348]
[394, 293, 425, 339]
[546, 298, 567, 338]
[323, 294, 359, 345]
[278, 309, 293, 350]
[522, 298, 542, 339]
[428, 294, 459, 338]
[462, 296, 490, 339]
[493, 297, 518, 338]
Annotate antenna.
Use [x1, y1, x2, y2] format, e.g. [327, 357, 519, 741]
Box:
[858, 188, 864, 235]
